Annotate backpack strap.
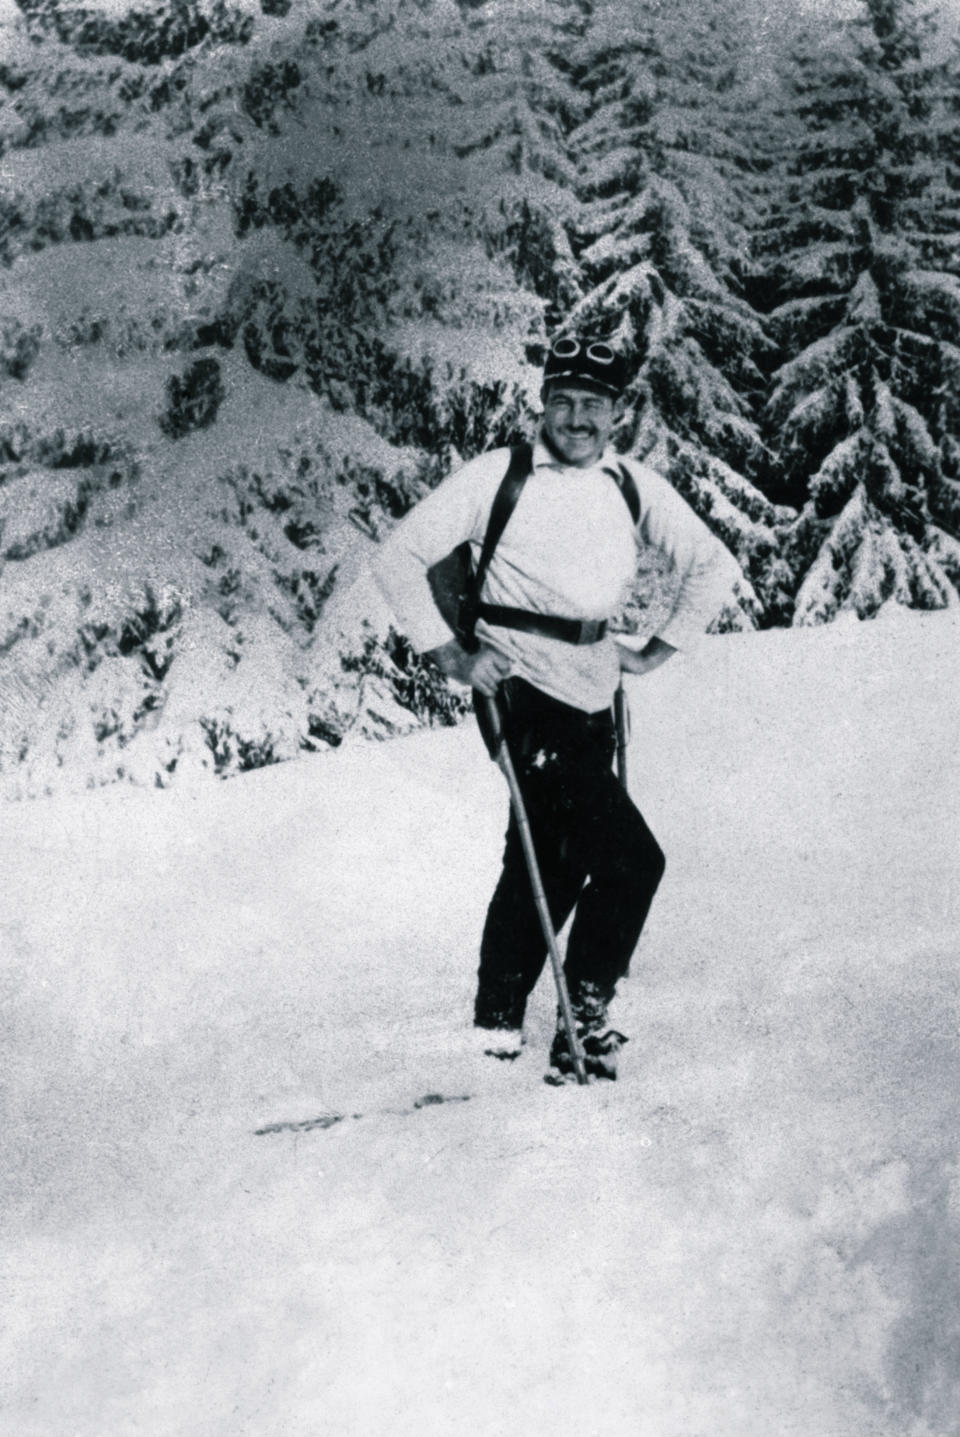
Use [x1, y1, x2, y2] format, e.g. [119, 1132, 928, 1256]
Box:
[605, 461, 640, 525]
[457, 441, 533, 652]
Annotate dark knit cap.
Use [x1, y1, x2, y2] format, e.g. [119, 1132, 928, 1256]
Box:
[542, 336, 628, 396]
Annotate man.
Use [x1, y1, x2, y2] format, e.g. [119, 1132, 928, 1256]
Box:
[372, 336, 738, 1079]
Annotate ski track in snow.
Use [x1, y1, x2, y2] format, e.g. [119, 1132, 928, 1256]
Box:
[2, 612, 959, 1436]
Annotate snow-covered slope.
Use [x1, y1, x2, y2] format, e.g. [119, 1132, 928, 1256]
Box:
[2, 611, 959, 1435]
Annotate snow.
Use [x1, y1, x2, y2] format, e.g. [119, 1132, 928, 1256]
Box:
[0, 467, 84, 557]
[1, 132, 173, 195]
[3, 610, 960, 1435]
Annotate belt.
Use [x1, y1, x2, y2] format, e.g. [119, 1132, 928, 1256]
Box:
[475, 603, 608, 646]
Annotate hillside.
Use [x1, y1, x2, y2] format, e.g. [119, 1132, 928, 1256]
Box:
[3, 609, 959, 1434]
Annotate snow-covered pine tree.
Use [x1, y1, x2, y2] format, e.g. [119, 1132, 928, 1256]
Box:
[561, 0, 793, 629]
[919, 23, 960, 574]
[192, 0, 603, 743]
[0, 0, 464, 795]
[438, 0, 587, 331]
[757, 0, 960, 624]
[201, 0, 594, 468]
[328, 0, 592, 459]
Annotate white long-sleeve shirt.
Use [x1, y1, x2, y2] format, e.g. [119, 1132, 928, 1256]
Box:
[372, 439, 739, 712]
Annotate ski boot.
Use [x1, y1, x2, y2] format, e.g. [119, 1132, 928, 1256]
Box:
[547, 981, 627, 1082]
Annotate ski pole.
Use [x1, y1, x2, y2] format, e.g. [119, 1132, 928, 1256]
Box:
[614, 679, 629, 790]
[481, 694, 588, 1086]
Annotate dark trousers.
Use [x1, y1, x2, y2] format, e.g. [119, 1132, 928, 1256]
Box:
[474, 678, 666, 1032]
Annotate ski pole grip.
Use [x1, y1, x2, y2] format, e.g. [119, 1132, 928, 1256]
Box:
[478, 691, 506, 760]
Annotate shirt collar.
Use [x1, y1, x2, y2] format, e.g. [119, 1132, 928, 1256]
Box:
[532, 439, 620, 473]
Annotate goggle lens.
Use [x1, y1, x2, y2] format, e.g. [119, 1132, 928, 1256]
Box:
[550, 338, 615, 365]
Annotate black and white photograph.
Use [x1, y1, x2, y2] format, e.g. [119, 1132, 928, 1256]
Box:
[1, 0, 959, 1431]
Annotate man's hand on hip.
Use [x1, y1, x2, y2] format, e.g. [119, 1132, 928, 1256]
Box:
[615, 635, 677, 676]
[430, 639, 512, 697]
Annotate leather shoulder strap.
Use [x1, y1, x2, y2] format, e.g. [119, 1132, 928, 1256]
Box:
[605, 461, 640, 526]
[458, 442, 533, 650]
[474, 443, 533, 592]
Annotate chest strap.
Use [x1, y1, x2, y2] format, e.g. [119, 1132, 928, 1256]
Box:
[475, 604, 608, 645]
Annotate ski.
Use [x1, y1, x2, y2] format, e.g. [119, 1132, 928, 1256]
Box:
[254, 1092, 473, 1136]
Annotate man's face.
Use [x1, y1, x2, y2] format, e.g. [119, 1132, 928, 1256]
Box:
[541, 382, 620, 468]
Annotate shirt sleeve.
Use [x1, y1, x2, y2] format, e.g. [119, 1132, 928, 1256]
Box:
[369, 450, 509, 653]
[629, 461, 741, 649]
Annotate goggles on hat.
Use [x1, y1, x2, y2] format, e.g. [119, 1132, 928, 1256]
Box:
[543, 336, 627, 395]
[550, 337, 617, 365]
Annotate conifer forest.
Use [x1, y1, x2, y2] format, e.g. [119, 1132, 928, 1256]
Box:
[1, 0, 958, 795]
